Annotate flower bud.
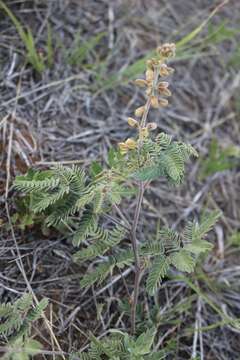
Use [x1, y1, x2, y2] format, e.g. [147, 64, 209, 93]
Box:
[146, 59, 154, 70]
[145, 69, 154, 81]
[127, 117, 138, 128]
[150, 96, 159, 108]
[134, 106, 145, 117]
[147, 122, 157, 130]
[140, 127, 149, 138]
[159, 64, 174, 77]
[157, 43, 176, 58]
[134, 79, 148, 87]
[118, 142, 128, 154]
[125, 138, 137, 150]
[159, 98, 169, 107]
[158, 82, 171, 97]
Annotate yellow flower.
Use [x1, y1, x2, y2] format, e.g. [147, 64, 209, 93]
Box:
[125, 138, 137, 150]
[118, 138, 137, 154]
[118, 142, 129, 155]
[134, 106, 145, 117]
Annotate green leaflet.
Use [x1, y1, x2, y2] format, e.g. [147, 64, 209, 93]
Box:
[135, 164, 163, 182]
[0, 294, 48, 340]
[14, 165, 88, 226]
[127, 327, 156, 355]
[26, 298, 49, 321]
[195, 210, 221, 239]
[146, 256, 170, 295]
[169, 249, 195, 273]
[156, 132, 172, 148]
[14, 176, 59, 193]
[80, 261, 115, 288]
[75, 328, 158, 359]
[145, 210, 219, 296]
[184, 240, 213, 254]
[2, 337, 43, 360]
[72, 209, 98, 246]
[90, 161, 103, 177]
[80, 250, 134, 288]
[73, 225, 126, 262]
[134, 133, 198, 184]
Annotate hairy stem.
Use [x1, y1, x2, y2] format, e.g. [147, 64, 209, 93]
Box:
[130, 181, 144, 334]
[130, 66, 160, 334]
[140, 97, 151, 128]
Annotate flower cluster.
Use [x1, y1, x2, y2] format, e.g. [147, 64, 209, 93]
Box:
[118, 43, 176, 155]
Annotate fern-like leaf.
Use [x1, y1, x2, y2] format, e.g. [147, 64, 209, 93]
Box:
[0, 303, 13, 318]
[160, 144, 185, 184]
[73, 226, 125, 262]
[184, 240, 213, 254]
[93, 190, 105, 214]
[26, 298, 48, 321]
[146, 255, 170, 295]
[0, 313, 22, 337]
[0, 294, 48, 340]
[159, 228, 180, 253]
[135, 164, 164, 182]
[72, 209, 98, 246]
[80, 260, 115, 288]
[15, 293, 33, 313]
[194, 210, 221, 240]
[169, 249, 195, 273]
[14, 176, 59, 193]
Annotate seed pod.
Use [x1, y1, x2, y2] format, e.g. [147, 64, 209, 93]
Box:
[159, 64, 174, 77]
[147, 122, 157, 130]
[145, 69, 154, 81]
[135, 79, 148, 87]
[157, 43, 176, 58]
[140, 127, 149, 138]
[134, 106, 145, 117]
[159, 98, 169, 107]
[127, 117, 138, 128]
[125, 138, 137, 150]
[150, 96, 159, 108]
